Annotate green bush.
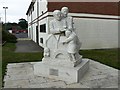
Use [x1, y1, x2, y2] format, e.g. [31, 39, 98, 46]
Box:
[2, 30, 17, 43]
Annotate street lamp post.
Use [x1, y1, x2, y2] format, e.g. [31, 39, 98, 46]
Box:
[3, 7, 8, 30]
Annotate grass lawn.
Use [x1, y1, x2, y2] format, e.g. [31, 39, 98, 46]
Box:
[2, 42, 119, 87]
[80, 49, 119, 69]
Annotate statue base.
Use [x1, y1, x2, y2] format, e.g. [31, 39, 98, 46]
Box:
[34, 59, 89, 84]
[42, 56, 82, 67]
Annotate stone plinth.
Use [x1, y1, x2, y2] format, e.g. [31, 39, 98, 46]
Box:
[34, 59, 89, 84]
[42, 55, 82, 67]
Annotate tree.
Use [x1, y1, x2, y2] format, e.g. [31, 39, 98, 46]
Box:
[18, 18, 28, 29]
[2, 23, 17, 43]
[6, 22, 12, 30]
[11, 22, 18, 26]
[2, 22, 19, 30]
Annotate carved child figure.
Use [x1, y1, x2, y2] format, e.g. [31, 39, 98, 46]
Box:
[44, 47, 50, 57]
[62, 30, 81, 62]
[61, 7, 74, 31]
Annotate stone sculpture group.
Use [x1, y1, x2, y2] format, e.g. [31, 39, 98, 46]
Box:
[44, 7, 82, 66]
[34, 7, 89, 83]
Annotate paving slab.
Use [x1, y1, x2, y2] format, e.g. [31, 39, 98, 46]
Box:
[15, 33, 28, 38]
[17, 38, 32, 40]
[15, 40, 43, 53]
[3, 60, 119, 88]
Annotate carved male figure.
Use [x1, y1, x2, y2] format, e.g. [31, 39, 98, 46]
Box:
[49, 10, 68, 48]
[50, 10, 67, 35]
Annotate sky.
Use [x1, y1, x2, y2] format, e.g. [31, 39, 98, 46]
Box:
[0, 0, 31, 23]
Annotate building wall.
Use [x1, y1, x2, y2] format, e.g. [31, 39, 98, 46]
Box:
[27, 1, 119, 49]
[28, 0, 39, 42]
[39, 17, 48, 47]
[27, 8, 33, 39]
[39, 0, 48, 15]
[74, 18, 118, 49]
[27, 0, 48, 45]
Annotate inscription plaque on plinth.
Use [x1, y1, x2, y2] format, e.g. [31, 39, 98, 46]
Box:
[49, 69, 58, 76]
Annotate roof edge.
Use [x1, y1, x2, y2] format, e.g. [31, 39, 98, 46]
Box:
[26, 0, 36, 15]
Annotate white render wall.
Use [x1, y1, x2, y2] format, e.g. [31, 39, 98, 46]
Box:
[38, 17, 48, 47]
[74, 18, 118, 49]
[27, 14, 32, 39]
[32, 1, 38, 43]
[38, 0, 48, 15]
[38, 0, 48, 47]
[28, 0, 48, 44]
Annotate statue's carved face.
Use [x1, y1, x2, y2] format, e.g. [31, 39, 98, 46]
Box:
[53, 12, 61, 21]
[61, 8, 69, 18]
[65, 30, 71, 37]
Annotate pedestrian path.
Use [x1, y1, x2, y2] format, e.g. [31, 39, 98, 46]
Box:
[15, 40, 43, 53]
[17, 38, 31, 41]
[3, 60, 118, 88]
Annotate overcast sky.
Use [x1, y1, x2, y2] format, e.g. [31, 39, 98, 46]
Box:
[0, 0, 31, 23]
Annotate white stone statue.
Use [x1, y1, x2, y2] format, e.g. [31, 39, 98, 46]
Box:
[34, 7, 89, 83]
[49, 10, 67, 49]
[50, 10, 69, 35]
[62, 30, 82, 62]
[44, 47, 50, 57]
[61, 7, 75, 31]
[44, 8, 82, 66]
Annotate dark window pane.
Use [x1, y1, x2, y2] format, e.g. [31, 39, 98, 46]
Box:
[40, 38, 43, 43]
[40, 24, 46, 32]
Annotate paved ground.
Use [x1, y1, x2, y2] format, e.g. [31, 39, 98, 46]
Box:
[15, 40, 43, 53]
[15, 33, 43, 52]
[15, 33, 28, 38]
[14, 33, 43, 52]
[3, 60, 118, 88]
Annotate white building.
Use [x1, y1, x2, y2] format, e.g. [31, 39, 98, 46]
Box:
[26, 0, 119, 49]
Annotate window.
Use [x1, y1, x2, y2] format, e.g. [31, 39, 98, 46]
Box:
[32, 6, 34, 12]
[29, 12, 30, 16]
[40, 38, 43, 44]
[40, 24, 46, 32]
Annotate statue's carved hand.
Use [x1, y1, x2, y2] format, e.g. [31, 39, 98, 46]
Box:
[60, 29, 66, 32]
[62, 41, 67, 45]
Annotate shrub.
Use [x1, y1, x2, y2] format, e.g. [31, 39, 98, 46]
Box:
[2, 30, 17, 43]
